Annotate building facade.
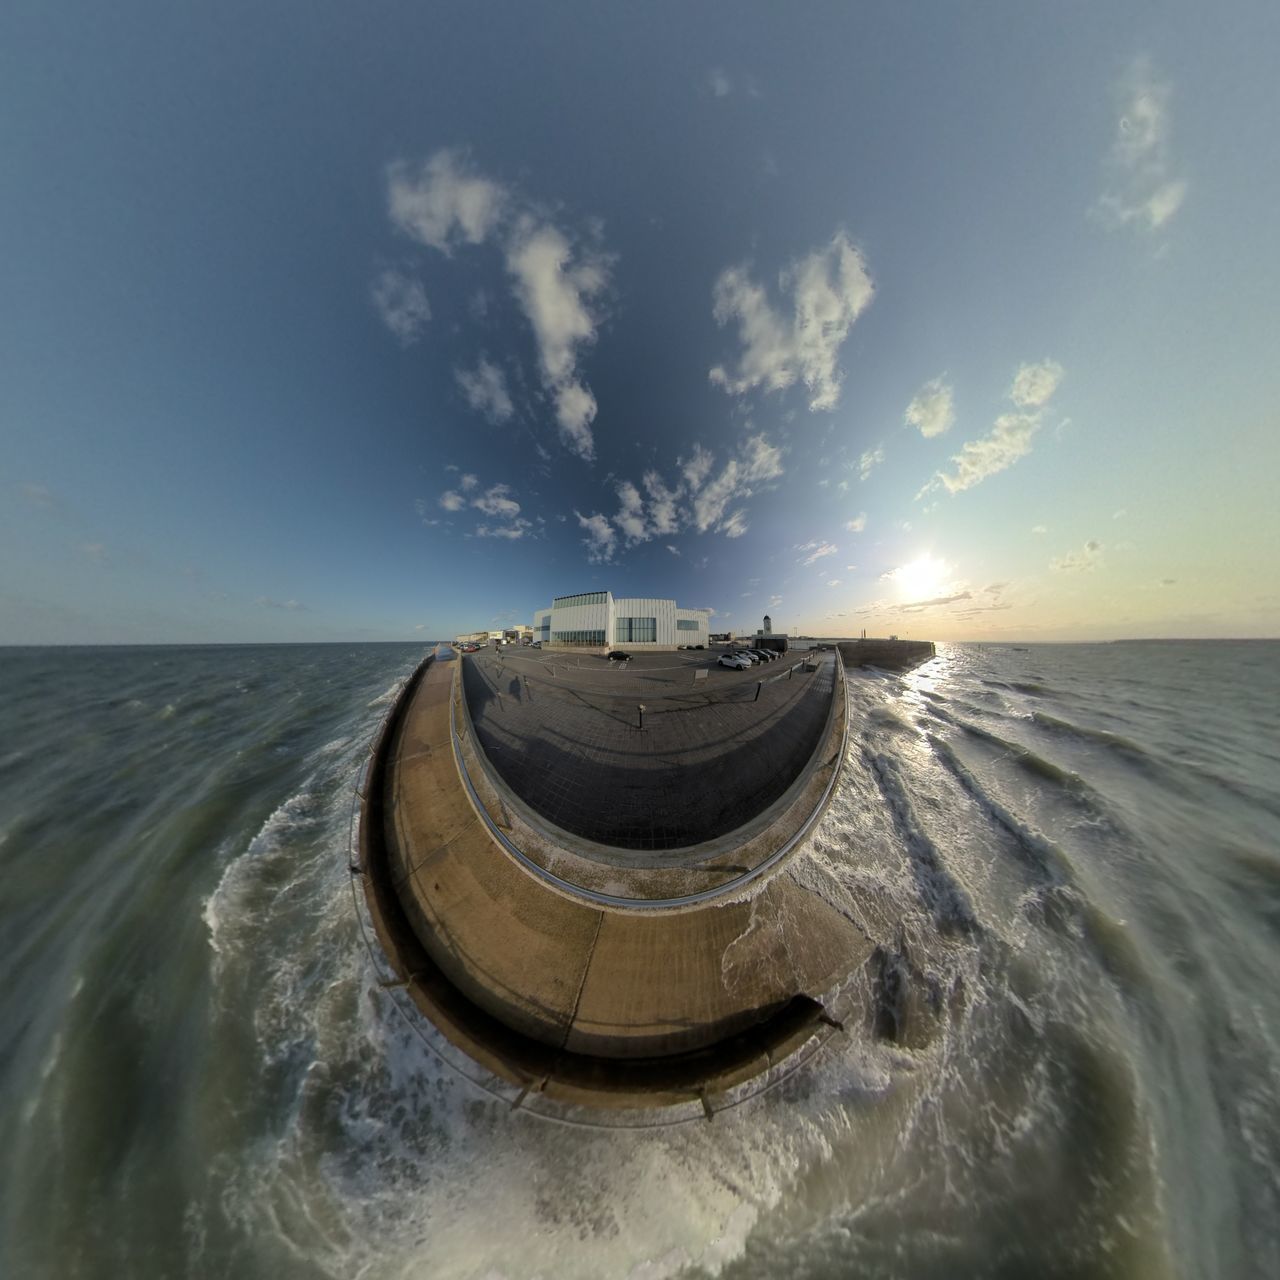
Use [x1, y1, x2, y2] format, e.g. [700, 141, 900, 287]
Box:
[533, 590, 710, 652]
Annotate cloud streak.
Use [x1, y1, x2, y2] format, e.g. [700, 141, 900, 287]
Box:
[904, 378, 954, 438]
[1051, 539, 1104, 572]
[370, 269, 430, 345]
[709, 231, 874, 411]
[925, 360, 1064, 495]
[455, 358, 514, 422]
[506, 219, 608, 461]
[1094, 57, 1187, 233]
[387, 151, 506, 253]
[382, 148, 610, 461]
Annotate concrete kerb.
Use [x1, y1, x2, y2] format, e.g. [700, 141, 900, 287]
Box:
[449, 651, 849, 914]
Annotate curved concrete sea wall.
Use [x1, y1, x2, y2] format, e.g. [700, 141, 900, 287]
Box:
[356, 652, 870, 1109]
[837, 639, 936, 672]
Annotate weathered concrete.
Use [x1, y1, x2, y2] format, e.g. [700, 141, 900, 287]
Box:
[462, 648, 834, 849]
[838, 639, 936, 672]
[358, 648, 872, 1108]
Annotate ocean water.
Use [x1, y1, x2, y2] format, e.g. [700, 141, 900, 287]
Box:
[1, 640, 1277, 1279]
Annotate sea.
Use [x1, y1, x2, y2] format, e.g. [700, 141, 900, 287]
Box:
[1, 640, 1277, 1280]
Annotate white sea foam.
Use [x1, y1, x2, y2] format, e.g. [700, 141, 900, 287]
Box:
[158, 642, 1274, 1277]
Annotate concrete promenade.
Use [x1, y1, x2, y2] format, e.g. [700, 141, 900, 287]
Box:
[461, 647, 836, 849]
[357, 650, 870, 1108]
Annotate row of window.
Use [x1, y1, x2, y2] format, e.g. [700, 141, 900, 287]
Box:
[552, 592, 608, 609]
[676, 619, 702, 631]
[550, 630, 606, 646]
[615, 616, 657, 643]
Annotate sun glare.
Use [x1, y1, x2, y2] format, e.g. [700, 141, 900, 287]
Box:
[892, 554, 950, 600]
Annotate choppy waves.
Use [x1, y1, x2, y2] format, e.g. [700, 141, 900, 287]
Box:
[2, 641, 1279, 1279]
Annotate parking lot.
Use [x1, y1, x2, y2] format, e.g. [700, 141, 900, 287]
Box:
[459, 644, 837, 851]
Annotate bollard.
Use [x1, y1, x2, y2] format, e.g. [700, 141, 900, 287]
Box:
[788, 664, 794, 679]
[637, 703, 646, 729]
[755, 680, 763, 702]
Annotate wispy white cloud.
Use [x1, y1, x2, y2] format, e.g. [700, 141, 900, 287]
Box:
[439, 490, 466, 511]
[594, 434, 784, 558]
[1051, 539, 1104, 572]
[1031, 524, 1048, 535]
[666, 544, 680, 556]
[858, 445, 885, 481]
[455, 358, 514, 423]
[256, 596, 308, 611]
[370, 269, 430, 345]
[934, 412, 1041, 495]
[459, 473, 479, 492]
[691, 434, 784, 535]
[844, 513, 867, 533]
[387, 150, 507, 254]
[926, 360, 1065, 495]
[506, 219, 608, 461]
[643, 471, 681, 536]
[476, 519, 531, 540]
[796, 540, 837, 566]
[1009, 359, 1064, 409]
[383, 150, 609, 461]
[81, 542, 108, 564]
[709, 231, 874, 411]
[708, 67, 732, 97]
[575, 510, 616, 563]
[471, 483, 521, 519]
[1094, 57, 1187, 233]
[614, 480, 649, 545]
[904, 378, 954, 438]
[681, 444, 714, 491]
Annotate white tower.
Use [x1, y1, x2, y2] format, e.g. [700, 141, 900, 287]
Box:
[763, 614, 772, 636]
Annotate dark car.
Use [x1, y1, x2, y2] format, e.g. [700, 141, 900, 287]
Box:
[608, 650, 631, 662]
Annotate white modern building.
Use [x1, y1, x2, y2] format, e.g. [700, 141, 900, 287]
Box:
[533, 591, 710, 651]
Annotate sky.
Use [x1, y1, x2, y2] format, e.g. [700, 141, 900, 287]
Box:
[3, 1, 1277, 644]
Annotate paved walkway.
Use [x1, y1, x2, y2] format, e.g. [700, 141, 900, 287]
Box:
[461, 648, 836, 849]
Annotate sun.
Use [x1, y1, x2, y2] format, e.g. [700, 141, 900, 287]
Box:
[892, 554, 950, 600]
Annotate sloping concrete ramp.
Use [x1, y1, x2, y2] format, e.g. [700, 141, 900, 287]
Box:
[357, 654, 871, 1109]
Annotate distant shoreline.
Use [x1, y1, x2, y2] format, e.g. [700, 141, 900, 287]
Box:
[1, 636, 1276, 650]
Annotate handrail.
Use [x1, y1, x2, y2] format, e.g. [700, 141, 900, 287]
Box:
[448, 652, 849, 911]
[478, 651, 812, 705]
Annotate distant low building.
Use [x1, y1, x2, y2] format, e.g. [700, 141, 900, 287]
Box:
[533, 590, 710, 652]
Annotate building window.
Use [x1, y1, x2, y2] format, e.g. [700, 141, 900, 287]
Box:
[550, 630, 605, 646]
[615, 616, 657, 643]
[552, 591, 607, 609]
[676, 619, 701, 631]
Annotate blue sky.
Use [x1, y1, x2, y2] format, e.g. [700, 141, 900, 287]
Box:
[3, 1, 1277, 643]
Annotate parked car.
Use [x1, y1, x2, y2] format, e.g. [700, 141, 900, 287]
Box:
[751, 648, 777, 661]
[531, 640, 541, 648]
[734, 651, 761, 664]
[718, 654, 752, 669]
[608, 650, 631, 662]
